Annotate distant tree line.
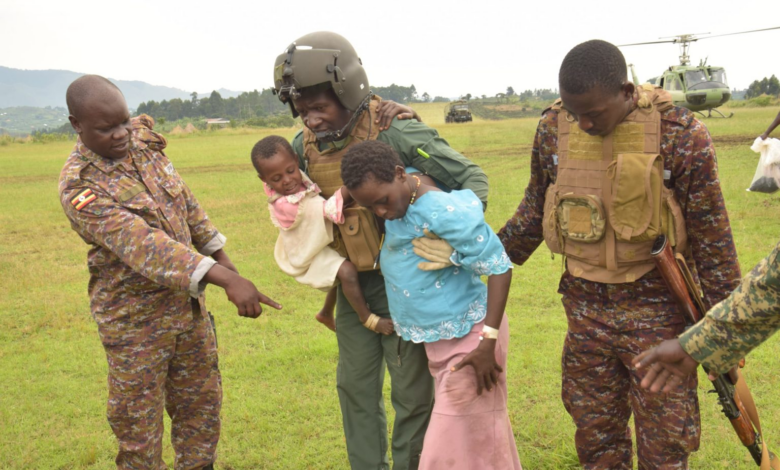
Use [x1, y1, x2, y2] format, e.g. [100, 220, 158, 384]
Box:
[458, 88, 559, 103]
[136, 89, 288, 122]
[136, 85, 450, 124]
[371, 84, 447, 103]
[746, 75, 780, 99]
[517, 88, 559, 101]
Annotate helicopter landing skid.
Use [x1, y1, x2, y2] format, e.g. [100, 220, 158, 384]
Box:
[698, 109, 734, 119]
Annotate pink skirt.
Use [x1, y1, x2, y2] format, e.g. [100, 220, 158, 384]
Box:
[420, 315, 522, 470]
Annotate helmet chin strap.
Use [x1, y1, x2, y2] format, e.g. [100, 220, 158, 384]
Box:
[314, 93, 373, 143]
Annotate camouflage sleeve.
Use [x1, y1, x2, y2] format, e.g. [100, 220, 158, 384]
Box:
[178, 181, 224, 254]
[678, 119, 741, 307]
[61, 184, 209, 293]
[496, 114, 553, 265]
[144, 139, 222, 254]
[679, 241, 780, 374]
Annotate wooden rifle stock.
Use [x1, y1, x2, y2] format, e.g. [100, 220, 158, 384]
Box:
[651, 235, 771, 467]
[650, 235, 702, 325]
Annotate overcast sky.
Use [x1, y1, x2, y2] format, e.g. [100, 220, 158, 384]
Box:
[3, 0, 779, 98]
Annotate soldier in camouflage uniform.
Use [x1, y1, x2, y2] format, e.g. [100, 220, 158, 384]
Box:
[59, 75, 280, 469]
[635, 239, 780, 391]
[496, 41, 742, 469]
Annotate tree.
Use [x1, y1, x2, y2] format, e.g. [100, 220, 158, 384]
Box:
[746, 75, 780, 98]
[462, 93, 472, 101]
[432, 96, 450, 103]
[421, 92, 431, 103]
[209, 90, 225, 117]
[507, 86, 515, 96]
[746, 80, 762, 99]
[768, 75, 780, 97]
[372, 84, 418, 103]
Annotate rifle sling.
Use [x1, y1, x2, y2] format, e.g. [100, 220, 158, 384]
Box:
[674, 253, 707, 317]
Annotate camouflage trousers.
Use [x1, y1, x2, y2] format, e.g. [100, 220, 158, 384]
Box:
[104, 306, 221, 470]
[559, 272, 700, 470]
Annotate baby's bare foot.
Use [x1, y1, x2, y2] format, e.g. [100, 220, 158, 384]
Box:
[376, 318, 395, 336]
[315, 310, 336, 332]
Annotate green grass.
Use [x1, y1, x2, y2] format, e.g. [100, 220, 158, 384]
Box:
[2, 105, 780, 469]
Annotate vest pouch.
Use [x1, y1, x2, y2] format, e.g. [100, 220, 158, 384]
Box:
[542, 184, 562, 254]
[557, 193, 606, 244]
[664, 189, 688, 252]
[337, 207, 382, 272]
[608, 153, 665, 243]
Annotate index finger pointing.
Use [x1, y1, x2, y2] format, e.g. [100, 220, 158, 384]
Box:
[259, 295, 282, 310]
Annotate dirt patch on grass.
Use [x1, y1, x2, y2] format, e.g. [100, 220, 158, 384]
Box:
[712, 135, 756, 146]
[177, 163, 251, 175]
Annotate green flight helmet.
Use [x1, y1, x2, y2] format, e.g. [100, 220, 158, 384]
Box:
[273, 31, 370, 118]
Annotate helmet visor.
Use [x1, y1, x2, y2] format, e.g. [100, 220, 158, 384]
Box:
[274, 47, 339, 104]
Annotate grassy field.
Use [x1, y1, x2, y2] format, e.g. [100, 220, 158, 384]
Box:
[1, 102, 779, 469]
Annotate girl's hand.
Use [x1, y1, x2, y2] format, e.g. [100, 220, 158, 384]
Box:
[339, 186, 353, 205]
[375, 100, 421, 130]
[451, 338, 503, 395]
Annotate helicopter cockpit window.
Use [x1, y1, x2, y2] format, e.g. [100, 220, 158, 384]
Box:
[684, 70, 708, 88]
[666, 77, 683, 91]
[709, 69, 728, 86]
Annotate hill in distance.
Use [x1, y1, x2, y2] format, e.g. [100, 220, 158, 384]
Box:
[0, 66, 243, 109]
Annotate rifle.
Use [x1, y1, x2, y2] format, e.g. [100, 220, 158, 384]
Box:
[651, 234, 777, 468]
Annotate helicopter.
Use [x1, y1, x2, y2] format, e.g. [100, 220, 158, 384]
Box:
[619, 27, 780, 118]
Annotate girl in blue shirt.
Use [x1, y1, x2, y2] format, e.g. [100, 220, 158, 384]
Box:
[341, 140, 522, 470]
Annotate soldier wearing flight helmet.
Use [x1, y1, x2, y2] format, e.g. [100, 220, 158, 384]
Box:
[273, 31, 489, 469]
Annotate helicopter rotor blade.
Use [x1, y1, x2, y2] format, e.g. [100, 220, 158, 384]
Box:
[697, 26, 780, 40]
[659, 32, 710, 40]
[618, 40, 676, 47]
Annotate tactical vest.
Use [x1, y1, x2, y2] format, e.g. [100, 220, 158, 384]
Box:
[542, 85, 688, 284]
[302, 95, 383, 271]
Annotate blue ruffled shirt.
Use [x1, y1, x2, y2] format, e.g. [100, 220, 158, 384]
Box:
[381, 189, 512, 343]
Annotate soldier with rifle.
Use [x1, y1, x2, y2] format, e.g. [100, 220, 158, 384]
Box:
[491, 40, 742, 468]
[414, 38, 742, 468]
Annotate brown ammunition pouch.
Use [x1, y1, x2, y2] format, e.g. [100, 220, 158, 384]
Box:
[542, 87, 687, 283]
[303, 95, 383, 272]
[336, 207, 383, 271]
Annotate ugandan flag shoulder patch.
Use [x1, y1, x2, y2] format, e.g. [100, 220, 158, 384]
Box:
[71, 188, 97, 210]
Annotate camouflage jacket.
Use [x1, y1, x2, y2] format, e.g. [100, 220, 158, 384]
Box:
[59, 115, 224, 346]
[497, 106, 741, 327]
[680, 240, 780, 374]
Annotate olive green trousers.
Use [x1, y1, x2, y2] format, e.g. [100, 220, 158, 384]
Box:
[336, 270, 434, 470]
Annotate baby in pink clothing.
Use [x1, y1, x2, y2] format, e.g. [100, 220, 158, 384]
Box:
[251, 135, 393, 335]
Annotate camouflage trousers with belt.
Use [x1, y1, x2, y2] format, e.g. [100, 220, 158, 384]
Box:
[104, 303, 221, 470]
[559, 271, 700, 470]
